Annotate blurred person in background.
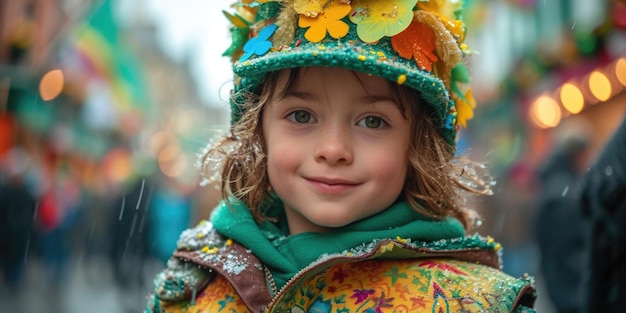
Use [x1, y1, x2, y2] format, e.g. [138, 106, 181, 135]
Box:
[108, 175, 155, 313]
[36, 151, 83, 290]
[0, 147, 37, 289]
[148, 173, 193, 266]
[580, 114, 626, 312]
[534, 116, 593, 313]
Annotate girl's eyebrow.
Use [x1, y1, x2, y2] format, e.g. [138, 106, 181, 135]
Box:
[280, 91, 396, 105]
[279, 90, 317, 101]
[359, 94, 398, 105]
[359, 95, 404, 116]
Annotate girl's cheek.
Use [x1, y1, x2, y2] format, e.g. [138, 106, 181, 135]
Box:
[266, 140, 299, 169]
[379, 159, 407, 180]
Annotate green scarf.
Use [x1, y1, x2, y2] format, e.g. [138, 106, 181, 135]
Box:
[210, 198, 465, 290]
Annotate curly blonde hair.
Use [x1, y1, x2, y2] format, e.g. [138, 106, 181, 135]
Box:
[201, 69, 491, 231]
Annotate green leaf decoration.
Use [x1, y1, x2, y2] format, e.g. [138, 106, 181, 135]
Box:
[450, 63, 470, 102]
[223, 27, 250, 57]
[451, 63, 470, 83]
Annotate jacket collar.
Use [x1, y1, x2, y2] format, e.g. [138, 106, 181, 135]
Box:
[210, 198, 470, 290]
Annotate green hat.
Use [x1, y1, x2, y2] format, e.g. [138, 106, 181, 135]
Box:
[223, 0, 476, 145]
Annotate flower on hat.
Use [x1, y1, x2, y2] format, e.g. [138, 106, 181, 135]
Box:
[455, 88, 475, 128]
[349, 0, 418, 43]
[298, 0, 352, 43]
[223, 11, 252, 59]
[223, 0, 270, 60]
[293, 0, 330, 18]
[417, 0, 465, 41]
[449, 63, 475, 127]
[391, 20, 438, 72]
[239, 24, 278, 62]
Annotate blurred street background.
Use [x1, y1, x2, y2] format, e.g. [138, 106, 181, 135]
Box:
[1, 0, 625, 312]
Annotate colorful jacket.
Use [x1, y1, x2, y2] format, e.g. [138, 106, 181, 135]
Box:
[146, 221, 536, 313]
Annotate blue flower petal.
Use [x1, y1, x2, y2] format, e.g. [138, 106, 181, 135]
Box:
[258, 24, 278, 40]
[238, 50, 255, 62]
[254, 41, 273, 56]
[237, 24, 277, 62]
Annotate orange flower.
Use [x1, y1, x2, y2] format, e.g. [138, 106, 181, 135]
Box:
[391, 21, 438, 72]
[298, 0, 351, 43]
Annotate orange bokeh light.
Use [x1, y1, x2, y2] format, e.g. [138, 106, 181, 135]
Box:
[39, 69, 64, 101]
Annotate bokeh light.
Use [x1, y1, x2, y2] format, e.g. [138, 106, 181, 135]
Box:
[531, 95, 562, 128]
[559, 83, 584, 114]
[39, 69, 64, 101]
[102, 148, 132, 184]
[588, 70, 612, 102]
[616, 58, 626, 87]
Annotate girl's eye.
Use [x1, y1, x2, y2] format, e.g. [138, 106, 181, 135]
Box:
[358, 116, 387, 128]
[286, 110, 314, 123]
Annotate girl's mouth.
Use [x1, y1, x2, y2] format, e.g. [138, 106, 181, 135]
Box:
[305, 177, 360, 194]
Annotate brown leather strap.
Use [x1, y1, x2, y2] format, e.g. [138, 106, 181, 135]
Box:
[441, 248, 500, 269]
[175, 241, 272, 313]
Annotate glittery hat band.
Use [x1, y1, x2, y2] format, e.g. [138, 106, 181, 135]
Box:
[223, 0, 477, 145]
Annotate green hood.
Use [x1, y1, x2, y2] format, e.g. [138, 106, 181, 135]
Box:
[210, 198, 464, 290]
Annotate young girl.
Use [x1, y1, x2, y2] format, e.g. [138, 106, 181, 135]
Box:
[146, 0, 537, 312]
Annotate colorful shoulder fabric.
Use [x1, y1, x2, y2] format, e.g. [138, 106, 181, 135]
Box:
[263, 237, 536, 312]
[223, 0, 478, 145]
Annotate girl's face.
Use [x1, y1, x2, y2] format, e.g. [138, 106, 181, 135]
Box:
[262, 67, 411, 234]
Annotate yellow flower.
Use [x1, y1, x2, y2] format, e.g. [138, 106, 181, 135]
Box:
[455, 87, 475, 128]
[349, 0, 418, 43]
[298, 0, 351, 43]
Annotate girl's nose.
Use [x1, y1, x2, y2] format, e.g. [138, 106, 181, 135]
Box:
[313, 127, 354, 165]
